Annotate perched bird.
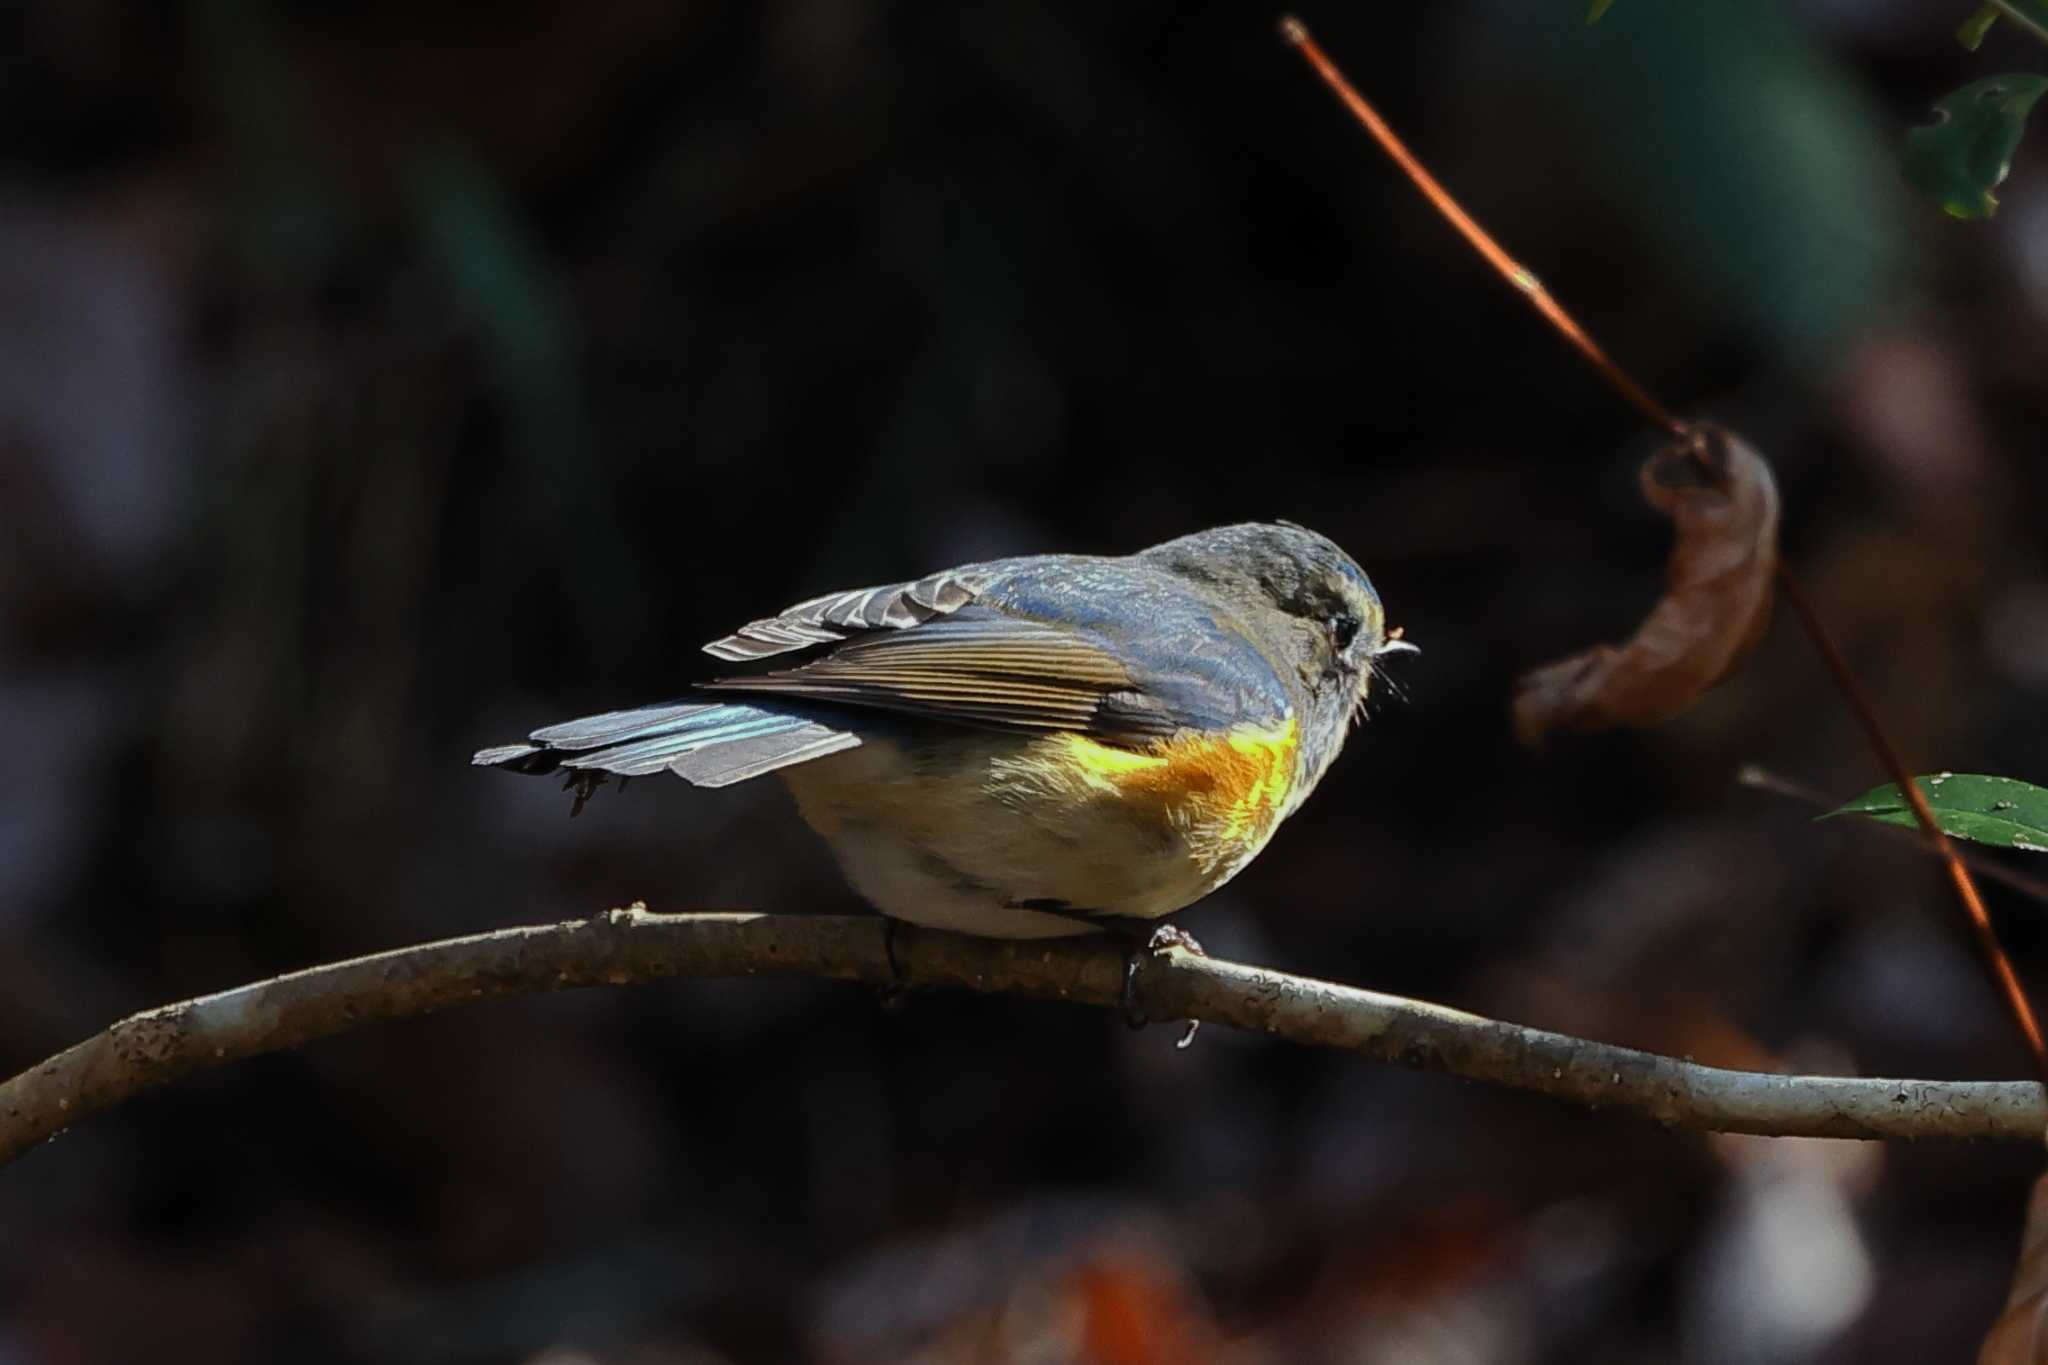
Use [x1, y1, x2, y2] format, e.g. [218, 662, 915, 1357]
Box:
[476, 522, 1409, 942]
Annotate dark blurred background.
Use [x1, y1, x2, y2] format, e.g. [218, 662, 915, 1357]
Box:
[4, 1, 2048, 1361]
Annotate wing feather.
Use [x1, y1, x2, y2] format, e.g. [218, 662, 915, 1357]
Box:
[472, 700, 861, 786]
[704, 566, 995, 662]
[701, 611, 1178, 741]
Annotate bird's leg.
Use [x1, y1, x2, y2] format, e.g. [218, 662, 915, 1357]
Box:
[883, 917, 907, 981]
[875, 918, 912, 1014]
[1119, 923, 1205, 1048]
[1006, 904, 1205, 1047]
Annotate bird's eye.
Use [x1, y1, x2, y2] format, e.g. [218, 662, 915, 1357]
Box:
[1327, 613, 1360, 650]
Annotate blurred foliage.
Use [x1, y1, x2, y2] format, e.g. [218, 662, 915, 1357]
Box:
[407, 141, 642, 639]
[1829, 774, 2048, 852]
[195, 0, 347, 279]
[1494, 0, 1914, 365]
[1904, 74, 2048, 220]
[1578, 0, 2048, 232]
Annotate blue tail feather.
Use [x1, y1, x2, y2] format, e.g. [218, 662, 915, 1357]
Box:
[474, 700, 859, 787]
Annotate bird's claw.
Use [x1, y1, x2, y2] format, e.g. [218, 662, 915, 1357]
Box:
[563, 769, 606, 817]
[1121, 924, 1205, 1047]
[876, 919, 912, 1014]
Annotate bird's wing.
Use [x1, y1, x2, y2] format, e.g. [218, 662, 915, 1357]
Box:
[701, 561, 1293, 744]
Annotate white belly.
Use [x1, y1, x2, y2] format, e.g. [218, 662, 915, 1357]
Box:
[777, 731, 1274, 936]
[829, 833, 1103, 938]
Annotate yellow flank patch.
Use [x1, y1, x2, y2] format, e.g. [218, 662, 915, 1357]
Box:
[1052, 717, 1300, 874]
[1054, 733, 1170, 787]
[785, 719, 1307, 922]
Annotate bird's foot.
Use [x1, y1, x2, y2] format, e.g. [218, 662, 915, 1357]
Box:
[1121, 924, 1205, 1048]
[563, 769, 607, 817]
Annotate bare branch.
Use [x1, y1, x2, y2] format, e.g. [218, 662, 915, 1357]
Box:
[1, 906, 2040, 1168]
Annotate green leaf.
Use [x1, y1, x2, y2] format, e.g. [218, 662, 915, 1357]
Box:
[1904, 73, 2048, 219]
[1959, 4, 2002, 51]
[1586, 0, 1617, 23]
[1824, 774, 2048, 852]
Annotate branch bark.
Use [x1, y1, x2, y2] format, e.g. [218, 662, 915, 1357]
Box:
[1, 906, 2040, 1169]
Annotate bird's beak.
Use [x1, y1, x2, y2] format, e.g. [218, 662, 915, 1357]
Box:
[1375, 627, 1419, 658]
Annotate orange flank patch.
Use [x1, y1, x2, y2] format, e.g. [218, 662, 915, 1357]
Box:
[1053, 717, 1300, 874]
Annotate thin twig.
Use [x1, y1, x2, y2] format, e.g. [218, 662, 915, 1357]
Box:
[1775, 572, 2048, 1081]
[1986, 0, 2048, 49]
[1739, 764, 2048, 908]
[1277, 16, 1685, 436]
[0, 907, 2041, 1171]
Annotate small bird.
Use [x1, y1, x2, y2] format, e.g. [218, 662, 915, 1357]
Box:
[476, 522, 1409, 943]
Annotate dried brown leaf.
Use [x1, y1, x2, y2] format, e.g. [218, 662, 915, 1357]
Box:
[1513, 424, 1779, 746]
[1981, 1169, 2048, 1364]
